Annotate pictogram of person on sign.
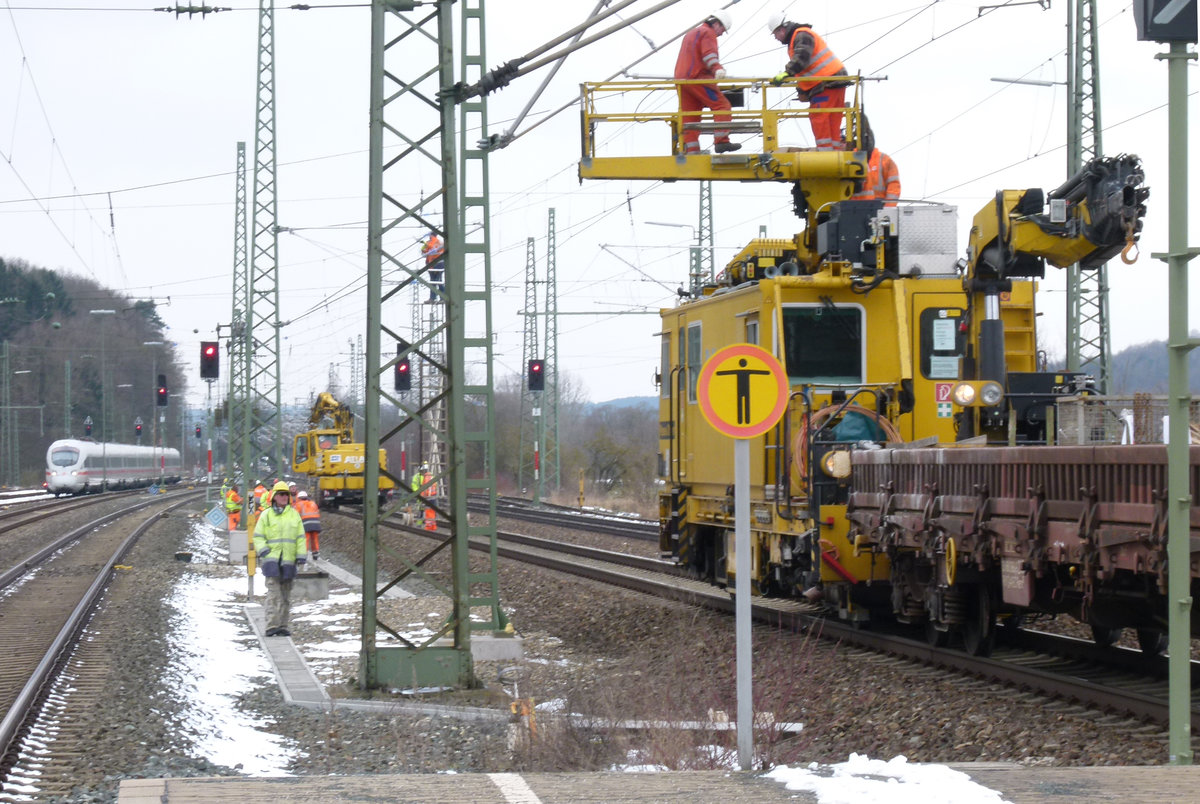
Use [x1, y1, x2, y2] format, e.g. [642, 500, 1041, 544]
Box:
[716, 358, 771, 424]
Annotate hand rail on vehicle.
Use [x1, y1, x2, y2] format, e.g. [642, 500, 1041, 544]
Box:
[578, 77, 867, 185]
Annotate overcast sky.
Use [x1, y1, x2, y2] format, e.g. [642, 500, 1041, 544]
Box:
[1, 0, 1196, 407]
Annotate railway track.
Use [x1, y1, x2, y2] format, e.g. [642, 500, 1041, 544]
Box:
[339, 506, 1200, 737]
[0, 489, 160, 577]
[0, 490, 201, 790]
[469, 495, 657, 541]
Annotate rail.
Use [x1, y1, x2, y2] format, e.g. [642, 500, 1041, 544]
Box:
[335, 504, 1200, 731]
[0, 492, 201, 777]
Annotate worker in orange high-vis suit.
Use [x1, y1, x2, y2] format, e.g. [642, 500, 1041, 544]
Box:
[674, 10, 741, 155]
[768, 14, 850, 151]
[421, 233, 445, 303]
[418, 464, 438, 531]
[850, 121, 901, 206]
[225, 483, 243, 531]
[248, 479, 267, 530]
[294, 490, 322, 561]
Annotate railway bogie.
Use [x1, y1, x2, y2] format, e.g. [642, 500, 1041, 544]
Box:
[45, 439, 182, 495]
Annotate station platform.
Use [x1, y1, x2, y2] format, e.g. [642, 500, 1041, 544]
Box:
[115, 763, 1200, 803]
[119, 769, 811, 802]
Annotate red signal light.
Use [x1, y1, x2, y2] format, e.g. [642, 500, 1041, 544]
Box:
[528, 359, 545, 391]
[200, 341, 219, 380]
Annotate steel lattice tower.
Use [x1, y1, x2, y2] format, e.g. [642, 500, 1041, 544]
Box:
[1066, 0, 1111, 390]
[543, 207, 560, 493]
[246, 0, 284, 479]
[421, 285, 449, 510]
[518, 237, 539, 495]
[228, 142, 250, 480]
[455, 0, 504, 643]
[1, 342, 12, 487]
[348, 334, 364, 417]
[698, 180, 713, 285]
[361, 0, 504, 690]
[408, 282, 424, 473]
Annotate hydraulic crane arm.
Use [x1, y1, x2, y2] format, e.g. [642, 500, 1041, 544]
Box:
[957, 155, 1149, 437]
[967, 154, 1148, 282]
[308, 391, 354, 443]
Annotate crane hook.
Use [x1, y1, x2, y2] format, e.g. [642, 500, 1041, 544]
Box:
[1120, 232, 1139, 265]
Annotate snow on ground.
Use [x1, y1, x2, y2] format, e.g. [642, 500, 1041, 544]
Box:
[765, 754, 1011, 804]
[164, 566, 298, 774]
[171, 520, 1013, 799]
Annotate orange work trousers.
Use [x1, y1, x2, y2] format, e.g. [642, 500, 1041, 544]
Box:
[228, 511, 241, 531]
[806, 85, 846, 150]
[679, 82, 732, 153]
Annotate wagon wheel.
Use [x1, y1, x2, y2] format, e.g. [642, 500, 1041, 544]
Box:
[961, 584, 996, 657]
[1090, 625, 1122, 648]
[1136, 628, 1168, 657]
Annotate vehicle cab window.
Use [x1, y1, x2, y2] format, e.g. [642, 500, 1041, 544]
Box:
[781, 304, 865, 384]
[50, 448, 80, 467]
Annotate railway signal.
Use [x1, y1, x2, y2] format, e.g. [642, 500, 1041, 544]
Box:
[135, 422, 143, 438]
[195, 424, 202, 440]
[527, 359, 545, 392]
[395, 343, 411, 392]
[84, 416, 92, 437]
[1133, 0, 1197, 42]
[200, 341, 219, 379]
[156, 374, 168, 407]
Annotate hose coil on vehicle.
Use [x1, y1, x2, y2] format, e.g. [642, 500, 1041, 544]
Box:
[791, 404, 903, 494]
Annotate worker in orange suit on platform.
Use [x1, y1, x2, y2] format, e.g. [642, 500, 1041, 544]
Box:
[850, 119, 901, 207]
[674, 10, 741, 155]
[768, 14, 851, 151]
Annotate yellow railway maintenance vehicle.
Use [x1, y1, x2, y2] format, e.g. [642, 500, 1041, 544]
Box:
[292, 391, 396, 509]
[579, 79, 1156, 654]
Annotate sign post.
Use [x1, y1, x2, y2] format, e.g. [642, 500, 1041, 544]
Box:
[696, 343, 789, 770]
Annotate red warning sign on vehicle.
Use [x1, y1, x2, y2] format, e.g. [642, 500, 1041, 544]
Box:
[697, 344, 789, 439]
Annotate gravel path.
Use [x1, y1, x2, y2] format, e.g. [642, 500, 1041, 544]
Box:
[23, 503, 1185, 803]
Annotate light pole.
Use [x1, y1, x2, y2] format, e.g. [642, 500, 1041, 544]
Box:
[1, 363, 34, 487]
[646, 220, 704, 295]
[116, 384, 133, 439]
[89, 310, 116, 489]
[143, 341, 164, 482]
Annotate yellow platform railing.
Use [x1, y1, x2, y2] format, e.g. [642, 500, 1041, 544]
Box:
[578, 77, 868, 220]
[580, 77, 864, 175]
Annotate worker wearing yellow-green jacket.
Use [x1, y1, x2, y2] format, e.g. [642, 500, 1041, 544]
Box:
[253, 481, 307, 637]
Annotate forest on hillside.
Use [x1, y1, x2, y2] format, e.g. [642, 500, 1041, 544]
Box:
[0, 258, 661, 506]
[1108, 339, 1200, 395]
[1, 257, 187, 486]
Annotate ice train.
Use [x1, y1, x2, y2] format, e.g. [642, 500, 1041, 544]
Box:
[45, 439, 182, 495]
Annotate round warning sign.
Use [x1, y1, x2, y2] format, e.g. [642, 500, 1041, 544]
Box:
[697, 344, 789, 439]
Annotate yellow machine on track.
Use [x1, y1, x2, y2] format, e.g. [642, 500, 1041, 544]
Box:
[292, 391, 396, 509]
[577, 78, 1151, 652]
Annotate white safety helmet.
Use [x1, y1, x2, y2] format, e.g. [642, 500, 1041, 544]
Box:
[296, 490, 308, 499]
[767, 13, 788, 34]
[707, 10, 732, 33]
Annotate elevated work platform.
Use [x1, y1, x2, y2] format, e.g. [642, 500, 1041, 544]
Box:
[578, 78, 867, 196]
